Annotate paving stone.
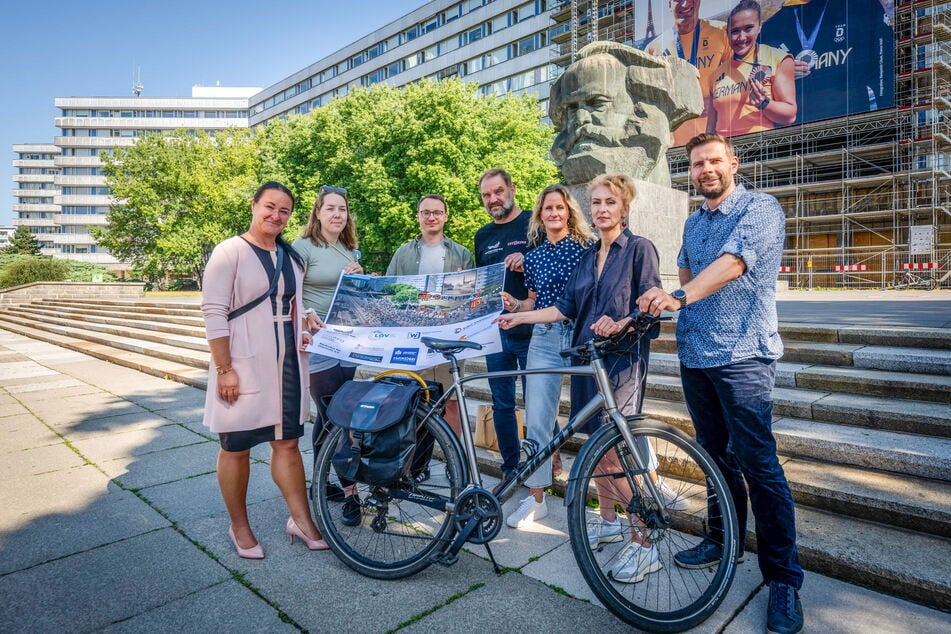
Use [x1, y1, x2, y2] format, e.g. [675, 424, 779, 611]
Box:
[0, 412, 62, 453]
[0, 487, 169, 575]
[71, 424, 211, 463]
[0, 528, 228, 632]
[0, 399, 30, 419]
[0, 441, 85, 478]
[120, 385, 208, 413]
[0, 360, 58, 382]
[99, 580, 296, 633]
[53, 412, 174, 442]
[405, 569, 621, 632]
[181, 497, 497, 634]
[723, 570, 950, 634]
[140, 462, 282, 522]
[2, 377, 87, 394]
[519, 538, 764, 633]
[98, 442, 222, 490]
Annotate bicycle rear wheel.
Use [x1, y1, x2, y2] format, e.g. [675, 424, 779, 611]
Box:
[312, 411, 466, 579]
[566, 419, 739, 632]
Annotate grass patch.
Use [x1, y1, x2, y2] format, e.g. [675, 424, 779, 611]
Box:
[391, 582, 485, 631]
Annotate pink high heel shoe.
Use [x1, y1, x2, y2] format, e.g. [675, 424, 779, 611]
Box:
[228, 526, 264, 559]
[286, 517, 329, 551]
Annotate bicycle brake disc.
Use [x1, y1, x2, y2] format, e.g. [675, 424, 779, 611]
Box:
[454, 487, 502, 545]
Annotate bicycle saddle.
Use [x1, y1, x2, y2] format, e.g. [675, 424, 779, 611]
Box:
[420, 337, 483, 353]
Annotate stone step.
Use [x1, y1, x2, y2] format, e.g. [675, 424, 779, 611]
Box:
[38, 298, 202, 310]
[37, 299, 203, 318]
[454, 389, 951, 539]
[648, 352, 951, 401]
[0, 312, 209, 370]
[26, 303, 207, 329]
[0, 317, 207, 389]
[9, 306, 208, 346]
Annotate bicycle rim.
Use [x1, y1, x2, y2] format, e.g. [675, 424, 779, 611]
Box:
[566, 421, 739, 632]
[312, 414, 465, 579]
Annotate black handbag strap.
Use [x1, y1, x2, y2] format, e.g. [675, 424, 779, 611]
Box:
[228, 244, 284, 321]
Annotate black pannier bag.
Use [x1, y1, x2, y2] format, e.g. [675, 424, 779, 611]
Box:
[328, 379, 421, 486]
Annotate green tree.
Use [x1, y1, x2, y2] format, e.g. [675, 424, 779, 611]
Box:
[2, 226, 41, 256]
[262, 79, 557, 272]
[0, 257, 68, 288]
[96, 128, 262, 286]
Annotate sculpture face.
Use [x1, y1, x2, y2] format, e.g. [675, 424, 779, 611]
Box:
[551, 55, 667, 186]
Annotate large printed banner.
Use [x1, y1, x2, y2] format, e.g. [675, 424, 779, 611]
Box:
[306, 264, 505, 370]
[630, 0, 895, 145]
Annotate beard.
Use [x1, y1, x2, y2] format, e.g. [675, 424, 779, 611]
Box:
[695, 173, 731, 200]
[488, 196, 515, 220]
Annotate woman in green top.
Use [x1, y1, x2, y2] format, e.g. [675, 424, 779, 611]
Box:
[291, 186, 364, 524]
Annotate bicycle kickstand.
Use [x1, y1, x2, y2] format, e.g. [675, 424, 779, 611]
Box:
[483, 542, 502, 574]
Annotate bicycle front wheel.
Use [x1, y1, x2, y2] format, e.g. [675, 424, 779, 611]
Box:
[567, 420, 739, 632]
[312, 412, 466, 579]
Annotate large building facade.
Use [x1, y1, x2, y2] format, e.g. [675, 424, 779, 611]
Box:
[12, 87, 256, 270]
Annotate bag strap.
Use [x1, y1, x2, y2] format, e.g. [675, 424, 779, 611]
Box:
[228, 244, 284, 321]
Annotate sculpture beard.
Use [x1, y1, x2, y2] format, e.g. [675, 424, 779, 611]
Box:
[553, 118, 665, 186]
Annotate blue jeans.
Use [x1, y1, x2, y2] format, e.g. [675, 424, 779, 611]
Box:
[485, 330, 531, 473]
[524, 322, 572, 488]
[680, 358, 803, 589]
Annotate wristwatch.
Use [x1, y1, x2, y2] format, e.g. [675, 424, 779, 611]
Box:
[671, 289, 687, 311]
[757, 97, 771, 111]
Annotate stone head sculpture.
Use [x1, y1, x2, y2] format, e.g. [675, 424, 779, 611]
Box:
[550, 42, 703, 188]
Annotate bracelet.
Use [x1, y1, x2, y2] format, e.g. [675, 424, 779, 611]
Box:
[512, 299, 521, 313]
[216, 366, 233, 376]
[757, 97, 770, 111]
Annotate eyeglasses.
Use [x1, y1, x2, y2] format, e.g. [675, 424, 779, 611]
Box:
[418, 210, 446, 218]
[320, 185, 348, 195]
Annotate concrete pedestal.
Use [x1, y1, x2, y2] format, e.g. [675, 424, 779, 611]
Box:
[568, 179, 690, 289]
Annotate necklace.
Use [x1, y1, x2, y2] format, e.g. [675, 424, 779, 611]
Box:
[327, 240, 355, 262]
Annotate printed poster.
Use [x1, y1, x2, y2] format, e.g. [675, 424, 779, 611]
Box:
[306, 264, 505, 370]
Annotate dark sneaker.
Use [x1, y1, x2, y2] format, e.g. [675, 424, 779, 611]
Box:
[491, 470, 518, 497]
[326, 482, 346, 502]
[673, 539, 745, 569]
[767, 581, 804, 634]
[341, 494, 362, 527]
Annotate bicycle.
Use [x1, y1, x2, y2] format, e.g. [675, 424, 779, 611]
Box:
[311, 313, 739, 632]
[892, 270, 938, 290]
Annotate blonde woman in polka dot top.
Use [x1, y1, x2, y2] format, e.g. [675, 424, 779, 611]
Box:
[498, 184, 595, 529]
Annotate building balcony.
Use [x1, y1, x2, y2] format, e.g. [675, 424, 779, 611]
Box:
[12, 203, 59, 213]
[53, 156, 103, 168]
[52, 252, 122, 266]
[12, 174, 57, 184]
[55, 194, 113, 206]
[55, 116, 248, 130]
[51, 234, 97, 246]
[12, 188, 59, 198]
[53, 137, 135, 148]
[55, 214, 108, 226]
[54, 175, 107, 187]
[12, 218, 57, 228]
[12, 159, 57, 169]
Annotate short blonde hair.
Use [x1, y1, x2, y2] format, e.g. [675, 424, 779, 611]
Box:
[588, 174, 637, 210]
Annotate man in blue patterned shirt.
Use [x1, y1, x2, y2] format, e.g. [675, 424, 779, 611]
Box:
[637, 133, 804, 634]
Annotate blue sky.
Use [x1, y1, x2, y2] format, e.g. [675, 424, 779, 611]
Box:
[0, 0, 423, 225]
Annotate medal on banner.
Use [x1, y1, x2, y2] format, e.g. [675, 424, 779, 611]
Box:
[794, 0, 828, 70]
[750, 64, 773, 86]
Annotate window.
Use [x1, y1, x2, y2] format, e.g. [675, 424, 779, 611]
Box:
[367, 42, 385, 60]
[491, 14, 509, 33]
[405, 54, 419, 70]
[462, 25, 485, 45]
[351, 52, 365, 68]
[464, 0, 484, 13]
[422, 44, 438, 63]
[404, 25, 419, 42]
[441, 36, 459, 53]
[388, 61, 403, 77]
[422, 17, 440, 34]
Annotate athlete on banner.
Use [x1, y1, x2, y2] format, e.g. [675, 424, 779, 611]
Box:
[761, 0, 894, 124]
[645, 0, 729, 146]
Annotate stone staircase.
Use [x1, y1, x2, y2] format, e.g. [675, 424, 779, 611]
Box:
[0, 297, 949, 610]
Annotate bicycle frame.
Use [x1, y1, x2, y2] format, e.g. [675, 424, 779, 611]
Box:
[414, 335, 669, 519]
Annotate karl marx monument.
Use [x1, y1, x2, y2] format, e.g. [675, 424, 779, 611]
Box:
[549, 41, 703, 283]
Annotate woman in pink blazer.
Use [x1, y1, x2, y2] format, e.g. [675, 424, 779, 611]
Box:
[202, 181, 328, 558]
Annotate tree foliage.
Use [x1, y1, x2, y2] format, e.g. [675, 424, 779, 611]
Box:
[2, 226, 42, 256]
[261, 79, 557, 272]
[0, 257, 68, 288]
[96, 128, 262, 285]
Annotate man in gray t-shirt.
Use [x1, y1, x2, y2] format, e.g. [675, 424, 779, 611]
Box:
[386, 194, 474, 439]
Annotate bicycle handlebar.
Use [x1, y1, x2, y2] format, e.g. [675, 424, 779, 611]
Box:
[559, 312, 669, 360]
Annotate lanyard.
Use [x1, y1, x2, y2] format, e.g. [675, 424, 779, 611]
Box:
[794, 0, 828, 53]
[674, 20, 702, 66]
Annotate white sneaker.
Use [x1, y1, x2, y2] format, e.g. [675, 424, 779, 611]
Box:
[587, 516, 625, 549]
[506, 495, 549, 529]
[609, 542, 663, 584]
[656, 478, 690, 511]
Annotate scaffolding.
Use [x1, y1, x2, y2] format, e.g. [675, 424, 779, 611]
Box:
[551, 0, 951, 289]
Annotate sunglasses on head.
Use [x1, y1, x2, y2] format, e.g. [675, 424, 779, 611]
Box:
[320, 185, 348, 195]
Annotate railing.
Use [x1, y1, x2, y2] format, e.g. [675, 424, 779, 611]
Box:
[778, 248, 950, 289]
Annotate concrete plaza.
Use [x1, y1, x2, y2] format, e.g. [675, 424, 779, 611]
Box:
[1, 291, 949, 632]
